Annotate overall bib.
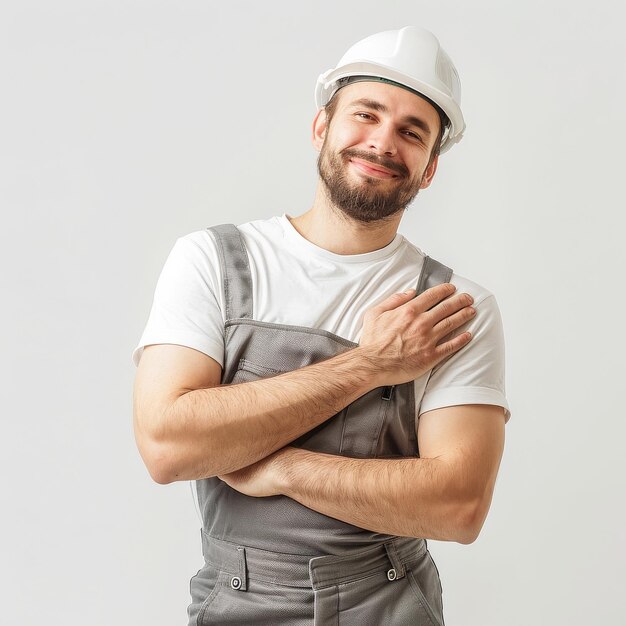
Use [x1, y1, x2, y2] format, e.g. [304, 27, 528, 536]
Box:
[188, 224, 452, 626]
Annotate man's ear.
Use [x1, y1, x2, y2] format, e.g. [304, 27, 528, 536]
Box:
[312, 108, 328, 152]
[419, 153, 439, 189]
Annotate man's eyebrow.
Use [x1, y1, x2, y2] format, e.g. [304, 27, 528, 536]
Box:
[347, 98, 433, 138]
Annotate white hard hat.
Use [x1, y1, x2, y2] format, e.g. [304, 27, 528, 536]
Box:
[315, 26, 465, 153]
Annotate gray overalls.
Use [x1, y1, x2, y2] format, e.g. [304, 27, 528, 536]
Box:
[187, 224, 452, 626]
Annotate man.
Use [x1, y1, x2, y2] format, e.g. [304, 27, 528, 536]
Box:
[133, 26, 510, 626]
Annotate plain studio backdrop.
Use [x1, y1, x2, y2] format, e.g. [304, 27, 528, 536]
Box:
[1, 1, 624, 624]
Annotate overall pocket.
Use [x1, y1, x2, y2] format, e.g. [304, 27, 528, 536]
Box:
[316, 567, 441, 626]
[198, 574, 313, 625]
[339, 387, 389, 457]
[188, 562, 225, 626]
[196, 569, 228, 625]
[340, 381, 418, 458]
[405, 550, 445, 626]
[230, 358, 284, 383]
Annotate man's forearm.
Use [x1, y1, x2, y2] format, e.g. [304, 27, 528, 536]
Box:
[154, 347, 381, 481]
[270, 447, 480, 544]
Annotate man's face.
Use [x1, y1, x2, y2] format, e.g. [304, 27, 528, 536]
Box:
[315, 81, 441, 224]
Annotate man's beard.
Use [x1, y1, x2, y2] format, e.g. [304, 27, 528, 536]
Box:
[317, 144, 424, 224]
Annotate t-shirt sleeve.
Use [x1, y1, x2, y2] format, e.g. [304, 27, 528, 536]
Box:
[132, 232, 225, 368]
[418, 293, 511, 423]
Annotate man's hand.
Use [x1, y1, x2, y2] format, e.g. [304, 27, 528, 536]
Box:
[359, 283, 476, 386]
[217, 448, 293, 497]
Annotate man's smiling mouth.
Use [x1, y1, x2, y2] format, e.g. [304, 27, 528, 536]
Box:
[348, 158, 400, 179]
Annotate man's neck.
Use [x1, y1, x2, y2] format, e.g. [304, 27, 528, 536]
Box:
[287, 184, 403, 256]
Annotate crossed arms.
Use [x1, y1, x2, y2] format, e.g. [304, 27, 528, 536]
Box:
[133, 284, 506, 544]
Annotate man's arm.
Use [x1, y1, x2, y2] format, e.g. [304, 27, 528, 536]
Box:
[135, 341, 380, 483]
[133, 283, 476, 483]
[219, 404, 506, 544]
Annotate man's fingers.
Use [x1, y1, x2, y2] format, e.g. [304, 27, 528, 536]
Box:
[366, 288, 420, 317]
[433, 305, 477, 339]
[410, 283, 458, 313]
[427, 291, 475, 326]
[365, 283, 462, 324]
[435, 329, 473, 358]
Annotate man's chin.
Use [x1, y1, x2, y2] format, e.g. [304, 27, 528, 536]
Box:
[337, 205, 405, 224]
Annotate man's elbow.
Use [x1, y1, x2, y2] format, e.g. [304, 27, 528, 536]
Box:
[136, 436, 179, 484]
[455, 498, 490, 544]
[135, 430, 222, 484]
[134, 403, 188, 484]
[147, 456, 178, 485]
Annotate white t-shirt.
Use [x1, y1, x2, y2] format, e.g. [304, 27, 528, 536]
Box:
[133, 214, 510, 422]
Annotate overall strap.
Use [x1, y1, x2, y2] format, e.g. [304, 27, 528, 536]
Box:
[414, 255, 453, 294]
[206, 224, 253, 321]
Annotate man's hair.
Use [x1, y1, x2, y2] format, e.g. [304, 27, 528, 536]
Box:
[323, 89, 449, 167]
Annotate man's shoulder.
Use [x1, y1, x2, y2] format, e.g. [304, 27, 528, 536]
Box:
[400, 238, 496, 307]
[449, 271, 495, 308]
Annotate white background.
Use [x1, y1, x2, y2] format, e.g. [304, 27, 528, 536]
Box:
[1, 1, 624, 624]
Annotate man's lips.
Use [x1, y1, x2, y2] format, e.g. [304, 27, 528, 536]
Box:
[348, 158, 401, 179]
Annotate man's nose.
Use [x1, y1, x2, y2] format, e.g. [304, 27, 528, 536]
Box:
[367, 124, 397, 156]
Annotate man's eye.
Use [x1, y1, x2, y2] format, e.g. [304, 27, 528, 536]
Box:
[356, 112, 374, 120]
[402, 130, 421, 141]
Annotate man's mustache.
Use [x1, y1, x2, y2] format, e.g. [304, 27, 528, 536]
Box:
[340, 148, 409, 178]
